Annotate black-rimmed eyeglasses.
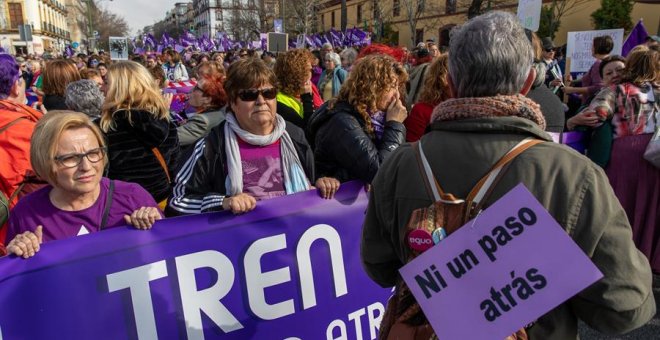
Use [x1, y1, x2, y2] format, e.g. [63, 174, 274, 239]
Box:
[54, 147, 107, 168]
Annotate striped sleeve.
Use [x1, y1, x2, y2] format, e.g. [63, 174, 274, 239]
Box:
[168, 138, 225, 214]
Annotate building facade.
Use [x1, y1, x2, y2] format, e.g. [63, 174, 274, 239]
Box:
[316, 0, 659, 48]
[0, 0, 72, 55]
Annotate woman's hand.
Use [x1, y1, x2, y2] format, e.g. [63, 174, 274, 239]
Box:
[222, 193, 257, 214]
[385, 92, 407, 123]
[7, 226, 43, 259]
[315, 177, 340, 199]
[567, 110, 601, 130]
[302, 79, 313, 95]
[163, 92, 174, 108]
[124, 207, 162, 230]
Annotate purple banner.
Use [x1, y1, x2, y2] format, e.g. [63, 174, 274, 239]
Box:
[399, 184, 603, 339]
[0, 182, 390, 339]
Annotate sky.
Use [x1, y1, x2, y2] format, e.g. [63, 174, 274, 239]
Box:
[101, 0, 182, 36]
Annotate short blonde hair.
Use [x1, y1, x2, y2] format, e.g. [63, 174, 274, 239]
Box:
[100, 61, 169, 131]
[31, 111, 107, 185]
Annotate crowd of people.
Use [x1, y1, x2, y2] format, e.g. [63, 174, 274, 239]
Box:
[0, 10, 658, 339]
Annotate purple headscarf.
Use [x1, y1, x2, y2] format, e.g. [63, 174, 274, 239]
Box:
[0, 54, 20, 99]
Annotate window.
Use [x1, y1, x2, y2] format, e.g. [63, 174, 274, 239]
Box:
[8, 3, 24, 29]
[446, 0, 456, 14]
[321, 13, 325, 30]
[216, 9, 222, 20]
[415, 29, 424, 44]
[393, 0, 400, 17]
[248, 0, 255, 8]
[357, 4, 362, 23]
[331, 11, 335, 28]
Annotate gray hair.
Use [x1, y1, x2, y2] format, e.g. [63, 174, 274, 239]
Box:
[448, 11, 533, 97]
[64, 79, 104, 118]
[340, 48, 358, 66]
[325, 52, 341, 67]
[322, 42, 333, 51]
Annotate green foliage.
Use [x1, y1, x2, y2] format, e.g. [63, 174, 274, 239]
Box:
[591, 0, 633, 32]
[538, 6, 560, 40]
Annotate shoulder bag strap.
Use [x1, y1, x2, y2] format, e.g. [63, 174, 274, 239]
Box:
[151, 147, 172, 183]
[0, 117, 26, 134]
[100, 180, 115, 231]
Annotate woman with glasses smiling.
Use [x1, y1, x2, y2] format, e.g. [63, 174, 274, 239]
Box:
[5, 112, 162, 259]
[169, 58, 329, 216]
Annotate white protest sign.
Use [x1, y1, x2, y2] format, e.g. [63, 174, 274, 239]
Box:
[399, 184, 603, 340]
[566, 29, 624, 73]
[517, 0, 543, 32]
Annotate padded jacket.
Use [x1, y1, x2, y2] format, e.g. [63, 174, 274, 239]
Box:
[362, 116, 655, 339]
[168, 120, 315, 215]
[104, 109, 179, 203]
[307, 100, 406, 183]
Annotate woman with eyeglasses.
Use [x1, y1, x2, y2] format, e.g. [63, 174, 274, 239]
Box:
[5, 112, 162, 259]
[101, 61, 179, 210]
[170, 58, 332, 216]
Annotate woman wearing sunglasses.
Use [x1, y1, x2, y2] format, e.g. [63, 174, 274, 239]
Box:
[5, 112, 162, 259]
[169, 58, 333, 216]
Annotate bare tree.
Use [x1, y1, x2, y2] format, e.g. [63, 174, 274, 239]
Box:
[401, 0, 445, 46]
[539, 0, 591, 39]
[287, 0, 320, 36]
[74, 0, 129, 51]
[223, 1, 261, 41]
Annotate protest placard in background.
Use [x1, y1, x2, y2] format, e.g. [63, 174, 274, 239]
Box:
[399, 184, 603, 340]
[517, 0, 543, 32]
[0, 182, 391, 339]
[566, 29, 623, 73]
[108, 36, 129, 60]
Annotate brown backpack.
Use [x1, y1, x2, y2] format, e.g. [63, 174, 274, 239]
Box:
[379, 138, 542, 340]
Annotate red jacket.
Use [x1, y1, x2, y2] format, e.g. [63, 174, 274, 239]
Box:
[405, 102, 435, 142]
[0, 100, 43, 245]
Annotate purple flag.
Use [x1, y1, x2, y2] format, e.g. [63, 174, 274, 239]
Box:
[64, 45, 74, 57]
[144, 33, 156, 49]
[160, 33, 171, 48]
[622, 20, 649, 57]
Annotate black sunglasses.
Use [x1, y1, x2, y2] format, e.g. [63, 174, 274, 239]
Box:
[238, 88, 277, 101]
[545, 48, 555, 53]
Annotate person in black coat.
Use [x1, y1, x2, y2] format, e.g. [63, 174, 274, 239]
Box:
[100, 61, 179, 206]
[527, 62, 566, 132]
[307, 54, 408, 183]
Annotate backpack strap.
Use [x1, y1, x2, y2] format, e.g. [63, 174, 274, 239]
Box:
[151, 147, 171, 183]
[415, 138, 543, 213]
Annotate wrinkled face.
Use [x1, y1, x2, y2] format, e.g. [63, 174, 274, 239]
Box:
[602, 60, 625, 86]
[324, 58, 335, 71]
[231, 83, 278, 135]
[52, 128, 104, 196]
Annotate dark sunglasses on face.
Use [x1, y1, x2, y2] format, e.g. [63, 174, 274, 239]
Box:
[54, 147, 107, 168]
[545, 49, 554, 53]
[238, 88, 277, 101]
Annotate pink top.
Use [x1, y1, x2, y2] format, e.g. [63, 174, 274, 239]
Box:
[238, 138, 285, 200]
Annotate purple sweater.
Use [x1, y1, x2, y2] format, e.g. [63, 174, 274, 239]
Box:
[7, 178, 159, 243]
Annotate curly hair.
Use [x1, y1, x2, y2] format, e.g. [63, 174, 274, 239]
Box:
[333, 54, 407, 136]
[417, 54, 450, 106]
[274, 49, 313, 97]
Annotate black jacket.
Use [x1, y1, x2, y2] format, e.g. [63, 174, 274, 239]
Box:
[104, 109, 179, 202]
[307, 100, 406, 183]
[168, 120, 315, 215]
[42, 94, 68, 111]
